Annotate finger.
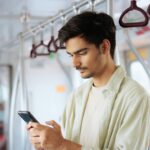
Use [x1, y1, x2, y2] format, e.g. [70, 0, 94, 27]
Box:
[28, 127, 41, 137]
[28, 121, 40, 127]
[31, 142, 42, 150]
[30, 136, 41, 144]
[34, 143, 42, 150]
[28, 122, 45, 131]
[26, 122, 33, 130]
[46, 120, 61, 132]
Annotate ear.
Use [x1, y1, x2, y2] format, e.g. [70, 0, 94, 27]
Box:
[99, 39, 111, 54]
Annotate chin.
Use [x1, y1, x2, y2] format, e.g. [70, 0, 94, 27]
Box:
[81, 73, 93, 79]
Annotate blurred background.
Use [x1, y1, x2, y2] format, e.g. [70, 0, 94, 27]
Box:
[0, 0, 150, 149]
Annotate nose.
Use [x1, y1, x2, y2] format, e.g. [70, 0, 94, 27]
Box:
[72, 55, 81, 68]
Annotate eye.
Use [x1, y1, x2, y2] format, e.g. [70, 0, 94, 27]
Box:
[68, 54, 73, 57]
[78, 51, 87, 55]
[66, 52, 73, 57]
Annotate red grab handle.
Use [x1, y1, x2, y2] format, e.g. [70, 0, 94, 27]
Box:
[119, 0, 149, 27]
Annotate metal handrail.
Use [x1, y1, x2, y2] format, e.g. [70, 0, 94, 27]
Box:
[124, 29, 150, 78]
[1, 0, 105, 50]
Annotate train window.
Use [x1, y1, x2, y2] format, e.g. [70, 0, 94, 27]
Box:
[130, 61, 150, 93]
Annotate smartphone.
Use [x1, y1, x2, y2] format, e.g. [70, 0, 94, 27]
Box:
[18, 111, 39, 123]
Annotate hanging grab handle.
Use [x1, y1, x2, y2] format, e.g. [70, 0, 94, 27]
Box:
[119, 0, 149, 27]
[147, 4, 150, 16]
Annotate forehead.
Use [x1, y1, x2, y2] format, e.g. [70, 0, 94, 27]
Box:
[65, 36, 91, 53]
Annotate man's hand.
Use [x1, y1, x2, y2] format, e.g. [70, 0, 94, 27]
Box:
[27, 120, 64, 150]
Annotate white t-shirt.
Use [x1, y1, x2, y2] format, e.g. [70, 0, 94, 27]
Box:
[80, 85, 108, 148]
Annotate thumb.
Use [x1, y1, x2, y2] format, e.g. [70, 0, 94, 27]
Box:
[46, 120, 61, 132]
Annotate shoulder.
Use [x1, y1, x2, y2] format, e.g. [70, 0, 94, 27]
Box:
[114, 77, 150, 126]
[123, 76, 149, 96]
[120, 76, 150, 106]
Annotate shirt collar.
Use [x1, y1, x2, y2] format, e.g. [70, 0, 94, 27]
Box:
[104, 66, 126, 93]
[90, 66, 126, 93]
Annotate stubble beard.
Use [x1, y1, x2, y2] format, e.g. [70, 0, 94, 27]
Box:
[80, 71, 94, 79]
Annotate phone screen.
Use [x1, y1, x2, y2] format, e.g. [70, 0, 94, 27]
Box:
[18, 111, 39, 123]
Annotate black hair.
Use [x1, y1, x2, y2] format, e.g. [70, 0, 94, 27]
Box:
[58, 11, 116, 59]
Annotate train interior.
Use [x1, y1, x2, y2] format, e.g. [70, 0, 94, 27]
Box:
[0, 0, 150, 149]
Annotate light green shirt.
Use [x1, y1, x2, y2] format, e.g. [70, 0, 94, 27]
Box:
[61, 66, 150, 150]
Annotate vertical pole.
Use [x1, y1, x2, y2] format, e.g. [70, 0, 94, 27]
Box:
[124, 30, 150, 78]
[106, 0, 113, 16]
[107, 0, 121, 65]
[89, 0, 95, 11]
[8, 61, 20, 150]
[91, 0, 95, 11]
[19, 34, 29, 150]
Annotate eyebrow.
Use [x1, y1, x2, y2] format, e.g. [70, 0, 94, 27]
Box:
[67, 48, 88, 55]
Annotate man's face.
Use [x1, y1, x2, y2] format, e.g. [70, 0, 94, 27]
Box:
[66, 36, 108, 79]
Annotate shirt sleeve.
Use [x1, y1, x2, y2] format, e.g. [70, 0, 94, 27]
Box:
[81, 94, 150, 150]
[114, 94, 150, 150]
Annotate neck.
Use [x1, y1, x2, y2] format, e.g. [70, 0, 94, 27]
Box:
[93, 62, 117, 87]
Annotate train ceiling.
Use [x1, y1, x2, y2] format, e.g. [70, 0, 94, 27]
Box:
[0, 0, 149, 51]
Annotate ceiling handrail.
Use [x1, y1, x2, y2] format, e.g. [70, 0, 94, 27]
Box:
[119, 0, 149, 27]
[30, 22, 61, 58]
[30, 25, 66, 58]
[47, 22, 58, 53]
[30, 40, 51, 58]
[1, 0, 105, 51]
[55, 38, 66, 50]
[30, 31, 50, 58]
[47, 35, 58, 53]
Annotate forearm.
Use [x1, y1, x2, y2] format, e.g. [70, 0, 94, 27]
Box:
[58, 139, 82, 150]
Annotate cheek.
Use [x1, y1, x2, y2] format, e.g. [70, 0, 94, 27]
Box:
[81, 55, 98, 69]
[81, 50, 103, 68]
[91, 55, 105, 70]
[81, 56, 93, 67]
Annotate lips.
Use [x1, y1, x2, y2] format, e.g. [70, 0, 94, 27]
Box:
[76, 67, 87, 70]
[79, 70, 84, 73]
[78, 69, 87, 73]
[76, 67, 87, 73]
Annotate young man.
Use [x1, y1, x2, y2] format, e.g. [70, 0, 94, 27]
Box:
[27, 11, 150, 150]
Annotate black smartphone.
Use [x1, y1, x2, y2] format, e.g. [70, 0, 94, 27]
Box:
[18, 111, 39, 123]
